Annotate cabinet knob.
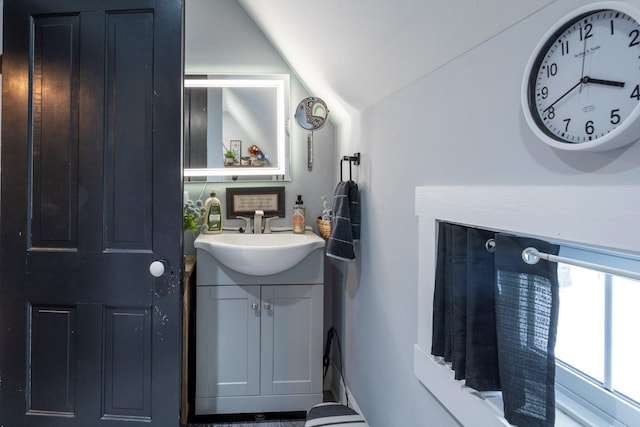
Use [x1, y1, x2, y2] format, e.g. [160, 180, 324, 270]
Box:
[251, 302, 259, 311]
[264, 303, 271, 310]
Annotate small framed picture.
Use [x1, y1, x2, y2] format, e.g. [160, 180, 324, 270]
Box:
[230, 140, 241, 162]
[226, 187, 286, 218]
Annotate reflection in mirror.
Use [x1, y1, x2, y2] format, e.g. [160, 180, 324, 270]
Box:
[184, 75, 290, 181]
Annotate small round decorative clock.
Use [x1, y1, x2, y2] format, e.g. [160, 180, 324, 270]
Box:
[522, 2, 640, 151]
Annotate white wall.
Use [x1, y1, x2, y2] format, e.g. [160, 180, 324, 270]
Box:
[331, 0, 640, 426]
[184, 0, 337, 241]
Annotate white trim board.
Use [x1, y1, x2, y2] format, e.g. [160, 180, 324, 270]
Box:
[413, 185, 640, 426]
[326, 361, 366, 422]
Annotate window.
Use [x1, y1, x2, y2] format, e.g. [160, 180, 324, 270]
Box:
[414, 184, 640, 427]
[555, 245, 640, 426]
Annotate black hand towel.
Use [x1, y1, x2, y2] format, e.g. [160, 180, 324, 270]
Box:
[326, 180, 360, 261]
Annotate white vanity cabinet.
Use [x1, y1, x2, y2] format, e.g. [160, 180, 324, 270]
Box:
[195, 246, 324, 415]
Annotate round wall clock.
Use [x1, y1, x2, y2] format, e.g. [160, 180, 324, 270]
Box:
[522, 2, 640, 151]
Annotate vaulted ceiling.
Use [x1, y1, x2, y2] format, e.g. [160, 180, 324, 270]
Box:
[238, 0, 555, 122]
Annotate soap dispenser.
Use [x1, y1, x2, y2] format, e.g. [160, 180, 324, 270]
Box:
[293, 195, 306, 234]
[202, 189, 222, 234]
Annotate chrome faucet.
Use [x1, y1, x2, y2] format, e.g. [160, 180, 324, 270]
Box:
[253, 210, 264, 234]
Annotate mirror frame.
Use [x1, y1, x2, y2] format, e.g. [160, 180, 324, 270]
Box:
[184, 74, 290, 179]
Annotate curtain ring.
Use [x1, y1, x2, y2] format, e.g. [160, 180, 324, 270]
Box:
[522, 247, 541, 265]
[485, 238, 496, 253]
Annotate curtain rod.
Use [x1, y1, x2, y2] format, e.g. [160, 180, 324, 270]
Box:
[485, 239, 640, 282]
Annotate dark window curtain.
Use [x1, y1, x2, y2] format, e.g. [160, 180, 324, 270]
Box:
[494, 234, 559, 427]
[466, 227, 501, 391]
[431, 222, 500, 389]
[431, 222, 559, 427]
[431, 222, 467, 379]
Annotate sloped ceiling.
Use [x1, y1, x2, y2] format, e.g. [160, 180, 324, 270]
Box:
[239, 0, 555, 120]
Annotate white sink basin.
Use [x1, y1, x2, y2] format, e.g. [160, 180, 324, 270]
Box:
[194, 231, 325, 276]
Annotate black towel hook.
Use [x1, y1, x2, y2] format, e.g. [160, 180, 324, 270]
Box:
[340, 152, 360, 181]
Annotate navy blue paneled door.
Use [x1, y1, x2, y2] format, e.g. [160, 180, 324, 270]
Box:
[0, 0, 183, 425]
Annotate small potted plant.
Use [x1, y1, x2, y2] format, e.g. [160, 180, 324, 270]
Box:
[224, 149, 236, 165]
[183, 199, 204, 233]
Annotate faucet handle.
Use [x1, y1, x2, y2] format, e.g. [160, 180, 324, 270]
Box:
[236, 216, 252, 233]
[263, 216, 279, 234]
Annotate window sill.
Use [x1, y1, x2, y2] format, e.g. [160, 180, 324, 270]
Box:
[414, 345, 510, 427]
[414, 345, 600, 427]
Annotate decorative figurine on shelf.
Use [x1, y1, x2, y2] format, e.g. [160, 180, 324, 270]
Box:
[247, 144, 269, 166]
[248, 144, 260, 157]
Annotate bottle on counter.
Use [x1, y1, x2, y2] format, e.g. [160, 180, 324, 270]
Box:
[293, 194, 306, 234]
[202, 189, 222, 234]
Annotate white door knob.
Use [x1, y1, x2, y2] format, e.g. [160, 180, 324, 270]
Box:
[149, 260, 166, 277]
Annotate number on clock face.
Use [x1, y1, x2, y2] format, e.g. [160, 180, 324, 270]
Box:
[528, 8, 640, 144]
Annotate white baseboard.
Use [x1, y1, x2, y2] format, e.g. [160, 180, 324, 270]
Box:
[326, 361, 367, 423]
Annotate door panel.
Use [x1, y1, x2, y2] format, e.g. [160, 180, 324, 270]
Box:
[0, 0, 183, 425]
[31, 14, 80, 249]
[28, 305, 77, 415]
[104, 11, 154, 251]
[103, 306, 152, 419]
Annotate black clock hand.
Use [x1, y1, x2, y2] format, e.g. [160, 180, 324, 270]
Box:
[544, 76, 626, 113]
[579, 33, 588, 93]
[543, 78, 584, 112]
[583, 76, 625, 87]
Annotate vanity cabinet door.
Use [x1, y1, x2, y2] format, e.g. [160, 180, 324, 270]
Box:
[196, 286, 261, 401]
[195, 283, 323, 415]
[260, 284, 324, 396]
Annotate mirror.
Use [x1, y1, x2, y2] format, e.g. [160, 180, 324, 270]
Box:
[184, 74, 290, 181]
[294, 97, 329, 171]
[295, 97, 329, 130]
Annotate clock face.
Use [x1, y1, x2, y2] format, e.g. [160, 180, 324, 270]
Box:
[523, 3, 640, 151]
